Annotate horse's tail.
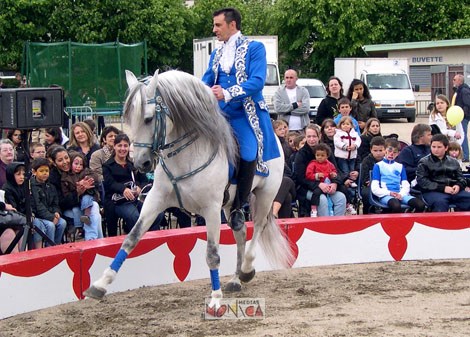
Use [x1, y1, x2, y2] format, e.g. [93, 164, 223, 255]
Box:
[251, 195, 295, 269]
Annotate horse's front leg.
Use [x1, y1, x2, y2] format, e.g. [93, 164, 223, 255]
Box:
[201, 206, 225, 308]
[84, 190, 164, 300]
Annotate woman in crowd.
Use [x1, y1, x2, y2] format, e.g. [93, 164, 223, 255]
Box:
[429, 94, 464, 145]
[320, 119, 336, 151]
[68, 122, 100, 163]
[347, 79, 377, 131]
[6, 129, 28, 162]
[358, 118, 382, 161]
[294, 124, 346, 217]
[316, 76, 344, 126]
[103, 133, 164, 234]
[44, 127, 68, 151]
[47, 145, 103, 240]
[89, 126, 120, 183]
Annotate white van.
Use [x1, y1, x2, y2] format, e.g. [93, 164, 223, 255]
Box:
[296, 78, 326, 122]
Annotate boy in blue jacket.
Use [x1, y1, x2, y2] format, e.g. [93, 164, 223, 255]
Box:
[371, 138, 425, 213]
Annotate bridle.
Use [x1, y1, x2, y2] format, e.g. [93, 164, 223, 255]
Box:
[132, 86, 217, 211]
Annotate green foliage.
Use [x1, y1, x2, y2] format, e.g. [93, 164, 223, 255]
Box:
[1, 0, 469, 82]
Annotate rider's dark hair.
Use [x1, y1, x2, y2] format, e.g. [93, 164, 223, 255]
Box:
[213, 8, 242, 30]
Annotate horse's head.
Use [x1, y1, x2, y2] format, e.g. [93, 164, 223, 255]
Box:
[124, 70, 163, 173]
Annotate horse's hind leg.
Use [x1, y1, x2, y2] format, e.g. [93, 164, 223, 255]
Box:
[84, 190, 163, 300]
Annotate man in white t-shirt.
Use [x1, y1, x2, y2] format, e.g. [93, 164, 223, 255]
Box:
[274, 69, 310, 131]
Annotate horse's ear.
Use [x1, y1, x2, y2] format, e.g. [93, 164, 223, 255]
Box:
[146, 70, 159, 98]
[125, 70, 138, 88]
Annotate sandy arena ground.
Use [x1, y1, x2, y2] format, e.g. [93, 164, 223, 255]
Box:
[1, 259, 469, 337]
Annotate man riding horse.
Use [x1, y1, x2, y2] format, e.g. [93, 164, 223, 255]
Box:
[202, 7, 281, 231]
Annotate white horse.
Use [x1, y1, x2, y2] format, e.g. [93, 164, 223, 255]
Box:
[84, 70, 294, 307]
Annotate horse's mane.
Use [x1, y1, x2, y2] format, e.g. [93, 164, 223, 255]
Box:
[124, 70, 237, 165]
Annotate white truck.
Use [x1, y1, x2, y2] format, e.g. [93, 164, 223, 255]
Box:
[334, 58, 416, 122]
[193, 36, 281, 116]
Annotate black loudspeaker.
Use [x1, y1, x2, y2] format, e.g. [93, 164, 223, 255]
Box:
[0, 87, 63, 129]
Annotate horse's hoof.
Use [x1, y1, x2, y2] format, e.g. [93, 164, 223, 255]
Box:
[225, 281, 242, 292]
[239, 269, 256, 283]
[83, 286, 107, 300]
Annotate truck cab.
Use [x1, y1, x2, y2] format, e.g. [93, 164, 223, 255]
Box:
[361, 70, 416, 122]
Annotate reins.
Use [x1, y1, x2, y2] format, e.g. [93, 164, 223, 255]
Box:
[133, 87, 218, 211]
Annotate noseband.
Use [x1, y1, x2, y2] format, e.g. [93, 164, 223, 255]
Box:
[132, 86, 217, 211]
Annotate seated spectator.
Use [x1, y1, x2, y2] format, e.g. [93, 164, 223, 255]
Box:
[273, 164, 297, 219]
[47, 146, 103, 240]
[448, 141, 467, 172]
[320, 119, 336, 151]
[0, 139, 15, 188]
[273, 119, 292, 161]
[360, 136, 386, 214]
[287, 134, 306, 173]
[29, 142, 46, 160]
[416, 134, 470, 212]
[396, 124, 432, 185]
[294, 125, 346, 217]
[30, 158, 66, 245]
[287, 130, 301, 154]
[61, 151, 101, 226]
[44, 127, 68, 151]
[103, 133, 165, 234]
[305, 143, 341, 216]
[358, 118, 382, 161]
[3, 162, 57, 248]
[6, 129, 28, 163]
[68, 122, 100, 163]
[83, 118, 99, 145]
[371, 138, 425, 213]
[0, 201, 26, 254]
[89, 126, 121, 183]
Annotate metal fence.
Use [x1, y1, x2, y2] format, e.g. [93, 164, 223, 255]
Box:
[416, 99, 432, 116]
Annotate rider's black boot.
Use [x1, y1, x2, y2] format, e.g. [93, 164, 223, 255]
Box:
[229, 159, 256, 231]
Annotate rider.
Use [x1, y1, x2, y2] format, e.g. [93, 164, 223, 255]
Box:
[202, 7, 280, 231]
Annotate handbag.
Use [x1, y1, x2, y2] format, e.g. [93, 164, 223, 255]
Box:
[111, 171, 137, 205]
[112, 181, 136, 205]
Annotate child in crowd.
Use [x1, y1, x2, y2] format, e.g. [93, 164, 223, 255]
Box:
[358, 118, 382, 161]
[371, 138, 425, 213]
[287, 130, 301, 153]
[447, 141, 466, 171]
[334, 116, 361, 185]
[30, 142, 46, 160]
[30, 158, 66, 245]
[305, 144, 343, 216]
[273, 119, 292, 160]
[61, 151, 100, 225]
[3, 162, 58, 248]
[360, 136, 386, 214]
[417, 134, 470, 211]
[333, 98, 361, 134]
[288, 134, 306, 172]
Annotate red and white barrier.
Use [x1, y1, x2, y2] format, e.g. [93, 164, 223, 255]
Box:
[1, 213, 469, 319]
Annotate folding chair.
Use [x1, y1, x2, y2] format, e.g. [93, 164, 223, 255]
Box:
[368, 171, 410, 214]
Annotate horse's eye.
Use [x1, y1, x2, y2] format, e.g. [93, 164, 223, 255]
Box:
[144, 116, 153, 124]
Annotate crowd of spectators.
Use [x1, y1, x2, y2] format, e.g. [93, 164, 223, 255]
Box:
[1, 72, 470, 254]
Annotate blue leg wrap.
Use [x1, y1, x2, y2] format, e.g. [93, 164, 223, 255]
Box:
[210, 269, 220, 290]
[110, 249, 128, 272]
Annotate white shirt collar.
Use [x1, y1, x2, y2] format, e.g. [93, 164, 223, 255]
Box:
[220, 31, 241, 73]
